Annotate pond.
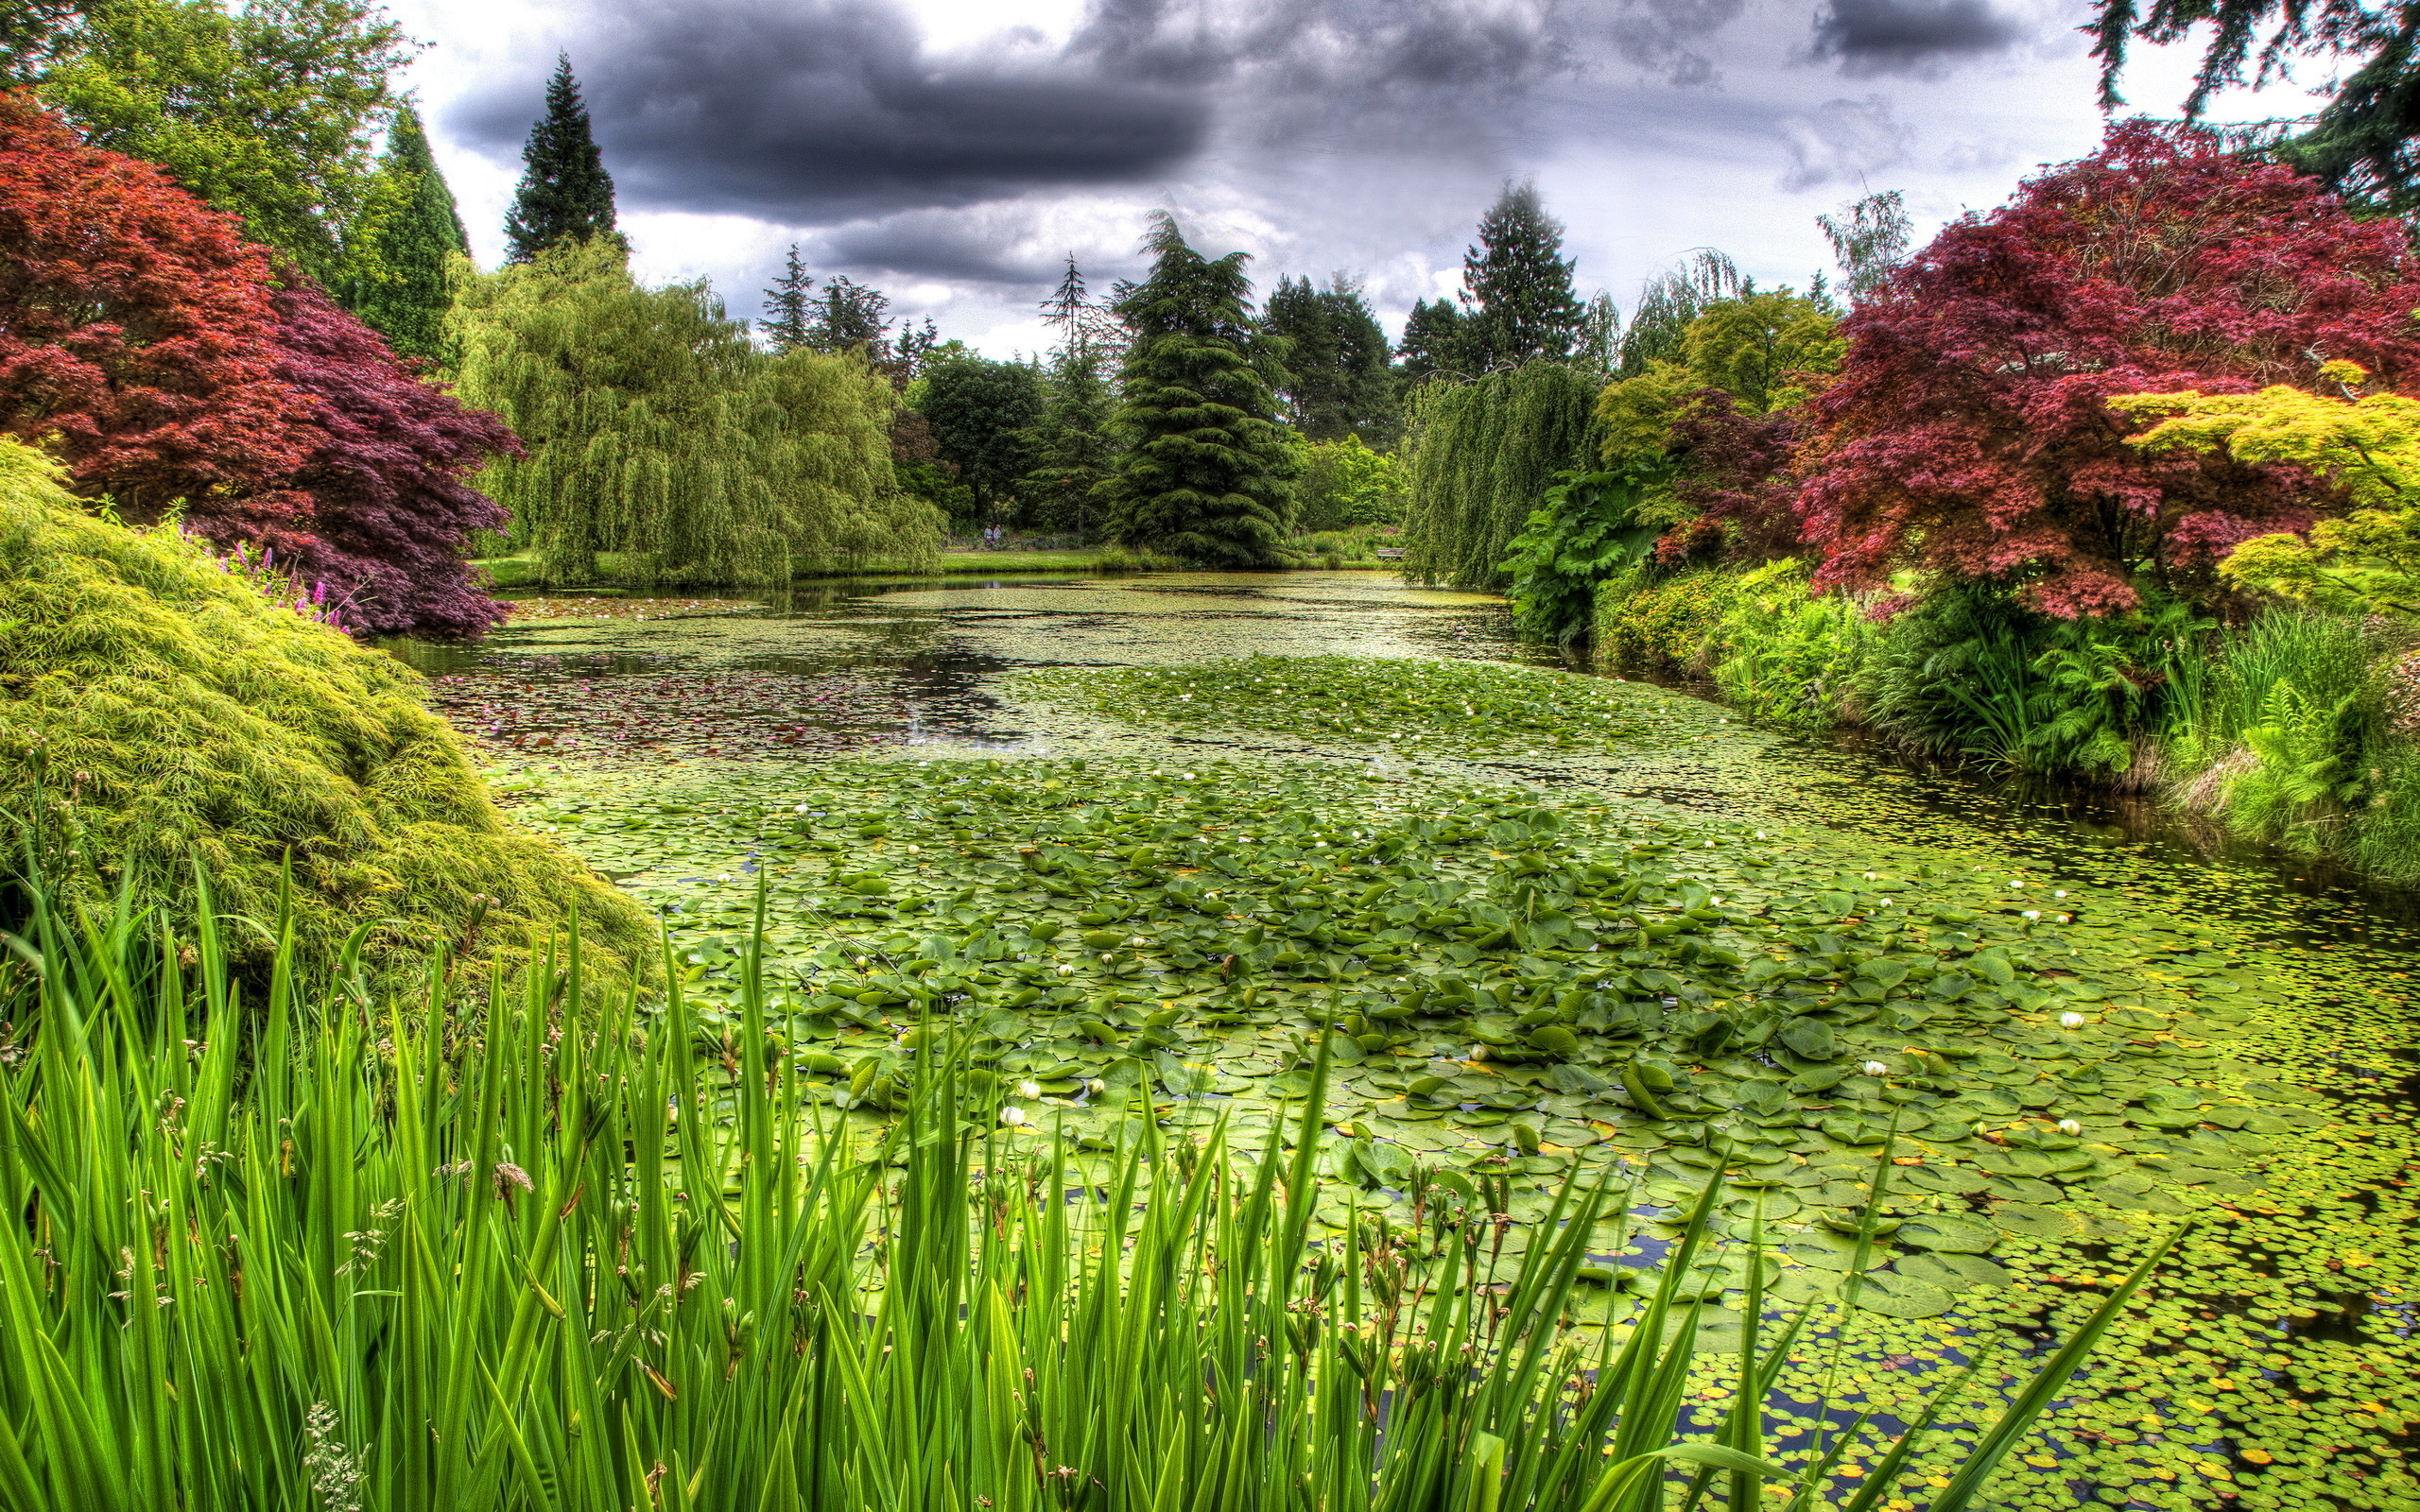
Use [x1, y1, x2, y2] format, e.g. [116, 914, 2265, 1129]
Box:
[392, 570, 2420, 1511]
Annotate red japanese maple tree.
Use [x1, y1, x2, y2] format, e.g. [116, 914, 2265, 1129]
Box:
[1795, 121, 2420, 616]
[0, 92, 515, 637]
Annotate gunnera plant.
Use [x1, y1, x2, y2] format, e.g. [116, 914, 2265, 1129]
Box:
[0, 438, 650, 978]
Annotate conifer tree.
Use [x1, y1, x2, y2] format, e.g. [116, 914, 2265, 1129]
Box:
[1460, 182, 1585, 370]
[762, 245, 814, 353]
[504, 56, 619, 262]
[1264, 274, 1397, 445]
[1098, 213, 1295, 567]
[809, 275, 890, 357]
[1024, 338, 1117, 536]
[1397, 297, 1472, 384]
[344, 104, 469, 367]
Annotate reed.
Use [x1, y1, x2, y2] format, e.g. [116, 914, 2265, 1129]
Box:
[0, 878, 2169, 1511]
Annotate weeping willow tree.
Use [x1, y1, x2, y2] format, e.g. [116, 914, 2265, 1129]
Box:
[1399, 363, 1601, 591]
[454, 242, 941, 584]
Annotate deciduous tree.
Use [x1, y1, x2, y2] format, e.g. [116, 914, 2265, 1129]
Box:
[1795, 122, 2420, 617]
[917, 355, 1042, 522]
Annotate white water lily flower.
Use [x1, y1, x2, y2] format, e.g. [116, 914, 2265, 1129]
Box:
[2021, 910, 2042, 920]
[2054, 890, 2068, 898]
[1861, 1060, 1889, 1076]
[999, 1107, 1028, 1126]
[1057, 965, 1076, 976]
[1129, 936, 1150, 947]
[1015, 1080, 1042, 1099]
[2057, 1119, 2084, 1136]
[2059, 1011, 2086, 1028]
[1877, 898, 1893, 907]
[794, 802, 811, 814]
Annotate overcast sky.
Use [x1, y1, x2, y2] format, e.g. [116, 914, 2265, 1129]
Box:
[388, 0, 2318, 357]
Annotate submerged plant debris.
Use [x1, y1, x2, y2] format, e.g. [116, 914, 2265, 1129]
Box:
[428, 664, 908, 759]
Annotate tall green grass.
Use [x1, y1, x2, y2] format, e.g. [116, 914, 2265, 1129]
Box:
[0, 879, 2168, 1510]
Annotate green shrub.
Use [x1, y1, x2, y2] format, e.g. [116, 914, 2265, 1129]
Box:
[1092, 543, 1183, 574]
[1592, 568, 1742, 671]
[0, 438, 649, 976]
[1703, 561, 1878, 727]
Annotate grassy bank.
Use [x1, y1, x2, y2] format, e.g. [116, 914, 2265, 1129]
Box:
[1591, 565, 2420, 883]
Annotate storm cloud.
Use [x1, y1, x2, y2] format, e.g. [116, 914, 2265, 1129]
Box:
[1806, 0, 2022, 76]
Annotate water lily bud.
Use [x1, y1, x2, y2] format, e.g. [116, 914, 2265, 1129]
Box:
[2059, 1011, 2085, 1028]
[1057, 965, 1076, 976]
[1015, 1080, 1042, 1099]
[1860, 1060, 1888, 1076]
[2021, 910, 2042, 920]
[2056, 1119, 2083, 1136]
[999, 1107, 1028, 1126]
[1877, 898, 1893, 907]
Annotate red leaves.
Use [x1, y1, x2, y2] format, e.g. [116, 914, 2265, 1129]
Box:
[0, 92, 517, 638]
[1795, 120, 2420, 616]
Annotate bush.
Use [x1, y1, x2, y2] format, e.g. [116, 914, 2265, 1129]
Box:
[0, 438, 649, 976]
[1592, 568, 1743, 671]
[1708, 562, 1879, 727]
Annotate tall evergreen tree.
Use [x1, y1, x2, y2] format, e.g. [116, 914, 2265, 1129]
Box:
[1023, 337, 1118, 536]
[504, 56, 618, 263]
[762, 245, 813, 353]
[343, 104, 468, 367]
[1397, 297, 1473, 384]
[1460, 182, 1586, 370]
[1098, 213, 1295, 567]
[1263, 274, 1398, 446]
[809, 274, 890, 357]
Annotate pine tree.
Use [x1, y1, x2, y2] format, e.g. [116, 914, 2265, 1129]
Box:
[1397, 298, 1472, 384]
[1098, 213, 1295, 567]
[762, 245, 813, 353]
[1023, 338, 1117, 536]
[504, 56, 619, 263]
[1460, 182, 1585, 370]
[809, 275, 890, 357]
[343, 104, 469, 367]
[1263, 274, 1398, 445]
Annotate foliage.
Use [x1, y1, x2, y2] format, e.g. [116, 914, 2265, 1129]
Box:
[1662, 391, 1811, 562]
[0, 98, 515, 636]
[1616, 250, 1743, 379]
[1798, 121, 2420, 618]
[1459, 181, 1587, 371]
[504, 55, 619, 262]
[2115, 364, 2420, 615]
[339, 104, 469, 367]
[803, 274, 892, 360]
[916, 354, 1043, 517]
[2087, 0, 2420, 211]
[759, 243, 814, 353]
[31, 0, 409, 285]
[1705, 561, 1880, 728]
[0, 437, 648, 974]
[0, 91, 303, 517]
[1289, 434, 1406, 531]
[1858, 586, 2204, 776]
[455, 242, 938, 585]
[1815, 190, 1911, 304]
[1501, 467, 1667, 644]
[1264, 273, 1398, 445]
[1020, 337, 1118, 536]
[1395, 296, 1472, 384]
[0, 848, 2180, 1512]
[1593, 567, 1744, 671]
[1098, 214, 1296, 568]
[1399, 362, 1599, 590]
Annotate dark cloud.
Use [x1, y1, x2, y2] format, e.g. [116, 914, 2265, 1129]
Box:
[450, 0, 1207, 222]
[816, 213, 1078, 285]
[1807, 0, 2021, 77]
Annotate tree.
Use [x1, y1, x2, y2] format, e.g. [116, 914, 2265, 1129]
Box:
[1396, 297, 1473, 384]
[762, 245, 814, 353]
[1459, 182, 1586, 371]
[1022, 341, 1117, 536]
[1, 0, 86, 84]
[33, 0, 411, 285]
[1573, 292, 1621, 379]
[1616, 251, 1742, 378]
[341, 104, 469, 367]
[504, 55, 619, 262]
[1398, 363, 1599, 589]
[2114, 362, 2420, 614]
[2089, 0, 2420, 211]
[1098, 213, 1296, 567]
[223, 283, 514, 638]
[456, 241, 939, 583]
[809, 275, 890, 358]
[0, 95, 517, 636]
[0, 91, 306, 517]
[1263, 274, 1398, 445]
[917, 355, 1044, 522]
[1292, 435, 1408, 530]
[1816, 190, 1911, 305]
[1796, 122, 2420, 618]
